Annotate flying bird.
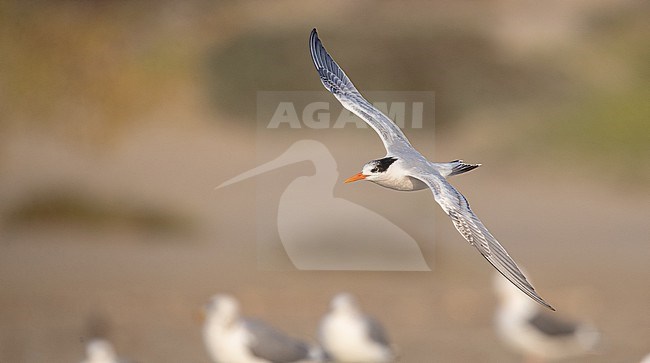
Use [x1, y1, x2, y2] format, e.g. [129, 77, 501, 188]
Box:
[309, 28, 554, 310]
[202, 294, 323, 363]
[319, 293, 395, 363]
[493, 273, 599, 361]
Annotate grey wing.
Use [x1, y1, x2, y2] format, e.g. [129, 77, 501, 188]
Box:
[365, 315, 391, 347]
[243, 318, 311, 363]
[528, 311, 577, 336]
[411, 171, 555, 311]
[309, 28, 414, 155]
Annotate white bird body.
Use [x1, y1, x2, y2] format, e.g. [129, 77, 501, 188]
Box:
[320, 312, 393, 362]
[204, 320, 267, 363]
[319, 294, 395, 363]
[309, 28, 554, 310]
[80, 339, 123, 363]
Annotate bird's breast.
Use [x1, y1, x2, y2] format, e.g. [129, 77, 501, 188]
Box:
[374, 175, 428, 191]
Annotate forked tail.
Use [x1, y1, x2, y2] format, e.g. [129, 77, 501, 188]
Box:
[438, 159, 482, 177]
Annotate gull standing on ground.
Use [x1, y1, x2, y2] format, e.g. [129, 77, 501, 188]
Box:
[493, 273, 599, 362]
[309, 28, 554, 310]
[319, 293, 395, 363]
[202, 294, 322, 363]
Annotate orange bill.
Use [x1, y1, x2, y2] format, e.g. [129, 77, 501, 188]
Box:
[344, 172, 366, 183]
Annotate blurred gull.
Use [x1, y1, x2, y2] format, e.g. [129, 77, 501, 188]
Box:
[493, 273, 599, 362]
[80, 339, 129, 363]
[203, 294, 322, 363]
[319, 293, 395, 363]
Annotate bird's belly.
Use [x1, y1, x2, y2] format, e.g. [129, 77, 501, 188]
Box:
[206, 326, 267, 363]
[375, 176, 429, 191]
[322, 316, 389, 361]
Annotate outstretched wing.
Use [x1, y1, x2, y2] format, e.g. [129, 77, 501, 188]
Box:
[411, 169, 555, 311]
[309, 28, 414, 155]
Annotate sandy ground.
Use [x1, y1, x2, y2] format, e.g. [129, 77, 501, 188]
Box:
[0, 120, 648, 363]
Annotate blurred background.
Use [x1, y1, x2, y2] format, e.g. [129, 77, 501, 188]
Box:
[0, 1, 648, 362]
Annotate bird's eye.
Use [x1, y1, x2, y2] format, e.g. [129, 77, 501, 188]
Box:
[370, 167, 378, 173]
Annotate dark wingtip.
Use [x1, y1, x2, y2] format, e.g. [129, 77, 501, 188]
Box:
[536, 297, 555, 311]
[537, 290, 555, 311]
[309, 28, 318, 44]
[538, 296, 556, 311]
[308, 28, 322, 70]
[491, 261, 556, 311]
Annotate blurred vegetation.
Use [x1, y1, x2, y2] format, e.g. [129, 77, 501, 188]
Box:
[0, 1, 202, 145]
[527, 6, 650, 184]
[204, 28, 569, 129]
[4, 189, 193, 236]
[538, 86, 650, 183]
[0, 1, 647, 183]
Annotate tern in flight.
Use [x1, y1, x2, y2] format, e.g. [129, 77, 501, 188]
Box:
[309, 28, 554, 310]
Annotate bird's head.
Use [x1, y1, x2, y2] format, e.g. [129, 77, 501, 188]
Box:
[204, 294, 241, 327]
[330, 292, 361, 315]
[344, 157, 398, 184]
